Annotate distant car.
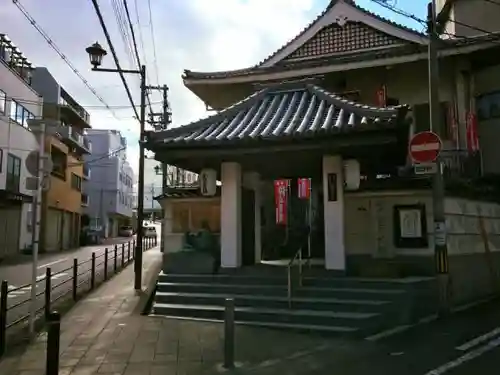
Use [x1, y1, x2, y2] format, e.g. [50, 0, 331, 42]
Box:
[143, 226, 157, 238]
[119, 225, 134, 237]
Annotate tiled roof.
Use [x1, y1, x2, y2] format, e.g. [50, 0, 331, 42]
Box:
[183, 0, 426, 80]
[147, 82, 408, 148]
[154, 187, 221, 200]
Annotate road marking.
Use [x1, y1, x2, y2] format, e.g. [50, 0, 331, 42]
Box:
[6, 273, 70, 297]
[38, 258, 68, 269]
[456, 326, 500, 351]
[424, 336, 500, 375]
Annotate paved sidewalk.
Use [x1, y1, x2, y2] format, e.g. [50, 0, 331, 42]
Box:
[0, 245, 380, 375]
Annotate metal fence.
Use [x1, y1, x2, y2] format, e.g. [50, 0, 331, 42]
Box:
[0, 236, 158, 357]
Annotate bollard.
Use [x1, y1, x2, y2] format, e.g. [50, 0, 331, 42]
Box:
[121, 243, 125, 268]
[45, 312, 61, 375]
[44, 268, 51, 319]
[224, 298, 235, 369]
[0, 281, 8, 357]
[114, 245, 118, 273]
[104, 249, 108, 280]
[91, 252, 96, 289]
[127, 242, 131, 262]
[72, 259, 78, 301]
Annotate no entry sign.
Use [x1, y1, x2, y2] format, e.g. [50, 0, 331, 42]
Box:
[409, 131, 442, 163]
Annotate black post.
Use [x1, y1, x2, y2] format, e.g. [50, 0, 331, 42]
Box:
[72, 258, 78, 301]
[121, 243, 125, 268]
[104, 248, 108, 280]
[45, 311, 60, 375]
[224, 298, 235, 369]
[127, 242, 131, 263]
[114, 245, 118, 273]
[44, 268, 51, 319]
[0, 280, 8, 357]
[91, 252, 96, 289]
[135, 64, 147, 291]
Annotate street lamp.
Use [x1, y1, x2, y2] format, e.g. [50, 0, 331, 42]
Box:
[86, 42, 146, 291]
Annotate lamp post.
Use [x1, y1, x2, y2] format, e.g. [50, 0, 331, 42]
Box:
[85, 42, 146, 291]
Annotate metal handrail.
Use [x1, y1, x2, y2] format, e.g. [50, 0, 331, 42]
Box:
[287, 246, 303, 308]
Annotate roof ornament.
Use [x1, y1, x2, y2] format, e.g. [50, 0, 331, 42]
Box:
[335, 14, 348, 27]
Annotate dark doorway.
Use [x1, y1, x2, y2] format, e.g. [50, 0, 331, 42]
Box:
[241, 188, 255, 266]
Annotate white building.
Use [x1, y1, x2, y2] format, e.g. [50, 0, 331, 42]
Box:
[83, 129, 135, 237]
[0, 34, 42, 260]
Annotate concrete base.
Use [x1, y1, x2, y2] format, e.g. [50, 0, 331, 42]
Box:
[163, 250, 215, 274]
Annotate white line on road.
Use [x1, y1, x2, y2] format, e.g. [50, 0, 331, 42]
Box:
[456, 327, 500, 351]
[424, 336, 500, 375]
[38, 258, 68, 269]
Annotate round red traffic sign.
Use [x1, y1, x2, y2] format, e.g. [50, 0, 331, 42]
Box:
[409, 131, 442, 163]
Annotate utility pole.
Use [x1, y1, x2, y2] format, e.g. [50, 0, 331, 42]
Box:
[148, 85, 172, 252]
[427, 0, 450, 315]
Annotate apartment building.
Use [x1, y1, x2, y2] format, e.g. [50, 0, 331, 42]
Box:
[30, 68, 92, 252]
[83, 129, 134, 237]
[0, 34, 41, 260]
[143, 158, 198, 217]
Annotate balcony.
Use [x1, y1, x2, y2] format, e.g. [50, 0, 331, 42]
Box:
[59, 93, 91, 127]
[81, 194, 89, 207]
[57, 125, 91, 154]
[0, 34, 34, 87]
[83, 164, 91, 180]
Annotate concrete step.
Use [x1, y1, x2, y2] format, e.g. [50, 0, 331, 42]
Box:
[156, 282, 405, 301]
[152, 303, 379, 328]
[150, 314, 360, 336]
[155, 291, 392, 313]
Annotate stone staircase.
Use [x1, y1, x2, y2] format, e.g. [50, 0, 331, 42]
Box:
[151, 272, 436, 337]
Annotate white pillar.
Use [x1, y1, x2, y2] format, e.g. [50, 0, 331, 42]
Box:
[322, 155, 346, 271]
[221, 162, 242, 268]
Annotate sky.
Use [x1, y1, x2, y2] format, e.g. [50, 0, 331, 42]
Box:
[0, 0, 429, 179]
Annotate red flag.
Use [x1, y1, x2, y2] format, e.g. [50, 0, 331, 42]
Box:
[297, 178, 311, 199]
[274, 180, 288, 225]
[466, 112, 480, 153]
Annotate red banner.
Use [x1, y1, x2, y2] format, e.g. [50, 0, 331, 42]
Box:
[274, 180, 288, 225]
[376, 85, 387, 107]
[297, 178, 311, 199]
[466, 112, 480, 153]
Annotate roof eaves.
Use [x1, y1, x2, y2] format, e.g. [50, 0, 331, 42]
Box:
[147, 88, 270, 142]
[307, 84, 409, 120]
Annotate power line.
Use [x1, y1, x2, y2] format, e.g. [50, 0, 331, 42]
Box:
[146, 0, 160, 85]
[123, 0, 154, 113]
[90, 0, 141, 122]
[111, 0, 136, 69]
[71, 146, 128, 167]
[2, 93, 164, 109]
[11, 0, 120, 120]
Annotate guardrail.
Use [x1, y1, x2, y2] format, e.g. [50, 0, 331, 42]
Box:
[0, 236, 158, 357]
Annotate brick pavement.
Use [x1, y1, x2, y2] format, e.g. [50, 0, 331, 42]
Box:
[0, 246, 411, 375]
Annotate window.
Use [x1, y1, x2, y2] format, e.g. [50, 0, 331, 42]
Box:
[8, 99, 34, 128]
[71, 173, 82, 191]
[0, 90, 5, 114]
[51, 146, 67, 179]
[6, 153, 21, 192]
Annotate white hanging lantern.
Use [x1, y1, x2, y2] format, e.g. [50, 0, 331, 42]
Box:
[199, 168, 217, 196]
[344, 159, 360, 190]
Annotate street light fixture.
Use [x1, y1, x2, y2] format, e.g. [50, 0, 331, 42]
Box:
[85, 42, 107, 68]
[85, 42, 146, 291]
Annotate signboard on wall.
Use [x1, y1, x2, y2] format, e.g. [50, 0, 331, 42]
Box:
[274, 180, 288, 225]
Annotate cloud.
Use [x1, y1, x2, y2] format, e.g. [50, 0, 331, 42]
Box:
[1, 0, 325, 175]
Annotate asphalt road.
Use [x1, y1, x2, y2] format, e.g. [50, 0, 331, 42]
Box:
[1, 222, 161, 331]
